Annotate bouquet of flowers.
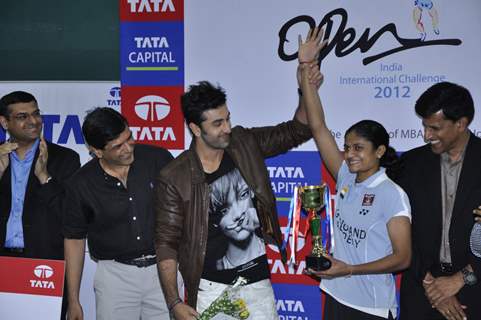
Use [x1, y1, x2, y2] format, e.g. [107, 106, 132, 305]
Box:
[199, 277, 250, 320]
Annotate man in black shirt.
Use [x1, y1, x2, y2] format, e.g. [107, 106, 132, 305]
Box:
[63, 108, 173, 320]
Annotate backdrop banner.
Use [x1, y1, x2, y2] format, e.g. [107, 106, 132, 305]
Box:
[1, 1, 480, 319]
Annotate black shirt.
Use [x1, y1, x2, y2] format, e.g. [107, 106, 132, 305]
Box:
[63, 144, 173, 260]
[202, 153, 270, 284]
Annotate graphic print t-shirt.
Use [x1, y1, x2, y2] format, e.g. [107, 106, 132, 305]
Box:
[202, 153, 270, 284]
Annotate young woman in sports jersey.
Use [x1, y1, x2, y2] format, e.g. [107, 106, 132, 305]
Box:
[298, 28, 412, 320]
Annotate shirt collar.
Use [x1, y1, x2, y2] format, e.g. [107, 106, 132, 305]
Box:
[354, 167, 387, 189]
[11, 139, 40, 162]
[440, 133, 470, 165]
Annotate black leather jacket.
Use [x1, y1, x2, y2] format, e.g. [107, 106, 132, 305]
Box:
[154, 119, 312, 308]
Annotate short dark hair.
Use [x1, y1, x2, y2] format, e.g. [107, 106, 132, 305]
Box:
[181, 81, 226, 127]
[345, 120, 399, 179]
[82, 107, 129, 150]
[415, 82, 474, 124]
[0, 91, 37, 117]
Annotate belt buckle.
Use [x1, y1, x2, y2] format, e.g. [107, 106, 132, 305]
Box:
[134, 256, 149, 262]
[132, 255, 156, 268]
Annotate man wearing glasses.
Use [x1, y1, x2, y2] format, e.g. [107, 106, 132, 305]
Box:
[0, 91, 80, 320]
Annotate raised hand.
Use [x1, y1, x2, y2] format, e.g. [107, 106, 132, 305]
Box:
[298, 27, 326, 64]
[34, 136, 50, 184]
[0, 141, 18, 178]
[297, 27, 327, 89]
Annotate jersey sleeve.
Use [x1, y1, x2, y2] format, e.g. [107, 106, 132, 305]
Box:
[384, 183, 412, 223]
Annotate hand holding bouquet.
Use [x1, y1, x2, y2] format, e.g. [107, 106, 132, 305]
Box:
[199, 277, 250, 320]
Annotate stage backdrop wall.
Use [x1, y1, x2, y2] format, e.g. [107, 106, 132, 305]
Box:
[1, 1, 481, 319]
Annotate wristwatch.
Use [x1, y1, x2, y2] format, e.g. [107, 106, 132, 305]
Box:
[461, 267, 477, 286]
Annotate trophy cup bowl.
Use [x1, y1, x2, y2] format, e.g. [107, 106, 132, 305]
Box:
[300, 185, 332, 271]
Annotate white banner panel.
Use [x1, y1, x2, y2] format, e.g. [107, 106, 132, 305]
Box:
[1, 1, 481, 319]
[184, 0, 481, 152]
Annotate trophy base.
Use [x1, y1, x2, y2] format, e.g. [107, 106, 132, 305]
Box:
[306, 255, 331, 271]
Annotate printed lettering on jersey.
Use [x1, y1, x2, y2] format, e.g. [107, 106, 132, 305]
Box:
[120, 0, 183, 22]
[121, 85, 184, 149]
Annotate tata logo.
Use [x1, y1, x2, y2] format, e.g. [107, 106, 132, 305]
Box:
[268, 258, 307, 276]
[134, 37, 169, 49]
[130, 126, 176, 141]
[134, 95, 170, 122]
[268, 228, 307, 276]
[108, 87, 121, 107]
[269, 227, 306, 253]
[130, 94, 176, 141]
[34, 265, 53, 279]
[30, 265, 55, 289]
[127, 0, 175, 13]
[276, 299, 305, 313]
[110, 87, 121, 98]
[267, 166, 305, 179]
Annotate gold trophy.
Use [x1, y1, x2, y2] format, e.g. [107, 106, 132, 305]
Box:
[300, 185, 331, 271]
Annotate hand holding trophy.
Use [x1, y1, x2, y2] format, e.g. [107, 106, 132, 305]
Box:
[300, 185, 332, 271]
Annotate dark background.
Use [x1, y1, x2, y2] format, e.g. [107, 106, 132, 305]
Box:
[0, 0, 119, 80]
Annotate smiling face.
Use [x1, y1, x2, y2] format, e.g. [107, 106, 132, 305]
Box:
[190, 104, 232, 150]
[344, 131, 385, 182]
[0, 101, 42, 144]
[422, 110, 468, 155]
[92, 127, 135, 167]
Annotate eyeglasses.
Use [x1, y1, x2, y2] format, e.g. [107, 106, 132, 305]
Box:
[9, 110, 42, 122]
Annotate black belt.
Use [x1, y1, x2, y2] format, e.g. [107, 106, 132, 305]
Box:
[4, 247, 24, 253]
[115, 255, 156, 268]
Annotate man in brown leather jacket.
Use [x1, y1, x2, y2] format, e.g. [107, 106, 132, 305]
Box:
[154, 54, 321, 318]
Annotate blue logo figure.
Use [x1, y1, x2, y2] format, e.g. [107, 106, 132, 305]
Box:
[413, 0, 440, 41]
[109, 87, 121, 98]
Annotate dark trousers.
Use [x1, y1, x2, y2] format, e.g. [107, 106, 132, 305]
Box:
[400, 270, 481, 320]
[324, 293, 396, 320]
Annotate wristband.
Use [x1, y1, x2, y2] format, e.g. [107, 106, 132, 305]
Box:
[299, 59, 316, 64]
[168, 298, 183, 312]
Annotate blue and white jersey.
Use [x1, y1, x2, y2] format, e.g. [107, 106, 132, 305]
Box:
[321, 161, 411, 318]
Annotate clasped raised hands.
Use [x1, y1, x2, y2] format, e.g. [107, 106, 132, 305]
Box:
[297, 27, 327, 89]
